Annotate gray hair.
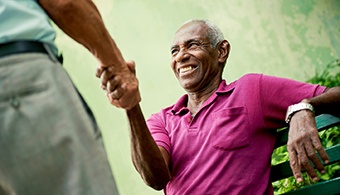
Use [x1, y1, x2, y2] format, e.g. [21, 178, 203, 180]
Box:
[182, 19, 225, 48]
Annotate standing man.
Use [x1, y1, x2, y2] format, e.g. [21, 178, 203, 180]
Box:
[0, 0, 139, 194]
[100, 20, 340, 194]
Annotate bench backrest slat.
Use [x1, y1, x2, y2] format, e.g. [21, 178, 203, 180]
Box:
[284, 177, 340, 195]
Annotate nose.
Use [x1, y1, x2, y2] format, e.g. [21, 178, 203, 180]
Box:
[175, 49, 190, 63]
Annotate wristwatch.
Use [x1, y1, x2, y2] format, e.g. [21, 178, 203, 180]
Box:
[285, 102, 314, 123]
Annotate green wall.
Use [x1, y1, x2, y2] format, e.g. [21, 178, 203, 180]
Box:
[55, 1, 340, 194]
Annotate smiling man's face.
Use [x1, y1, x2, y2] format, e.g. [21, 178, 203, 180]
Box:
[170, 22, 221, 92]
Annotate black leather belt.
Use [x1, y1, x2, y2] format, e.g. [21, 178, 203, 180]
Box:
[0, 41, 63, 63]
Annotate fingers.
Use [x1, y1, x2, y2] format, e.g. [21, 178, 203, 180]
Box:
[302, 129, 328, 181]
[106, 75, 120, 93]
[288, 131, 329, 183]
[100, 68, 112, 89]
[107, 82, 141, 110]
[107, 84, 124, 100]
[96, 66, 105, 78]
[300, 140, 319, 181]
[97, 66, 108, 90]
[288, 144, 303, 182]
[288, 142, 319, 182]
[311, 134, 329, 165]
[309, 132, 328, 175]
[287, 111, 329, 183]
[106, 93, 122, 108]
[96, 60, 141, 109]
[99, 66, 126, 93]
[107, 88, 141, 110]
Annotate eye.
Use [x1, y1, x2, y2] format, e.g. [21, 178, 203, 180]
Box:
[171, 48, 179, 56]
[188, 42, 199, 48]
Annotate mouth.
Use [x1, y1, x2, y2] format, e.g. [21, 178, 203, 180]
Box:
[178, 65, 197, 74]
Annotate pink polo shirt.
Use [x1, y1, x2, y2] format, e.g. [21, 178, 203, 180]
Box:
[147, 74, 326, 195]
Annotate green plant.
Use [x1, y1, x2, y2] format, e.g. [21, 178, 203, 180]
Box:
[272, 59, 340, 194]
[306, 59, 340, 88]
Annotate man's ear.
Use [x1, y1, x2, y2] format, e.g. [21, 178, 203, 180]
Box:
[217, 40, 230, 64]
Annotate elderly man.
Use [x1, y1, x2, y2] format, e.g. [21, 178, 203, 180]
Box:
[101, 19, 340, 195]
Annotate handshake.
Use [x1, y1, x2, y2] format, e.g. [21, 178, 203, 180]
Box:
[96, 60, 141, 110]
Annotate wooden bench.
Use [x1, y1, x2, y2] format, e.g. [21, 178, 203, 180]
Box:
[271, 114, 340, 195]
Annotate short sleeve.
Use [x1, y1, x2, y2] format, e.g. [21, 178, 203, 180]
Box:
[146, 113, 171, 155]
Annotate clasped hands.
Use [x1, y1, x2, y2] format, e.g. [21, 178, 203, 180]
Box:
[96, 60, 141, 110]
[287, 110, 329, 183]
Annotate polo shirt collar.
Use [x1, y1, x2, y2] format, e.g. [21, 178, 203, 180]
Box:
[170, 79, 235, 115]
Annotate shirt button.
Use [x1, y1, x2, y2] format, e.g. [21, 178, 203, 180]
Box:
[10, 97, 20, 109]
[187, 117, 192, 123]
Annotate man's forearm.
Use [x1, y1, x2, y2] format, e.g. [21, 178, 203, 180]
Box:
[126, 104, 171, 190]
[302, 86, 340, 115]
[38, 0, 125, 68]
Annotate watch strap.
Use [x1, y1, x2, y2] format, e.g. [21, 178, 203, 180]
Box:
[285, 102, 314, 123]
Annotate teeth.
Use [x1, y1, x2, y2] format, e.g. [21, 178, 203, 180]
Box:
[180, 66, 193, 72]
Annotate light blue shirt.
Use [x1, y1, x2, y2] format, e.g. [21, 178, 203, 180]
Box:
[0, 0, 58, 55]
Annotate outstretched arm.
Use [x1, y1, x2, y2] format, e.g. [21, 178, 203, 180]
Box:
[126, 104, 171, 190]
[100, 60, 170, 189]
[38, 0, 123, 68]
[287, 86, 340, 182]
[38, 0, 140, 109]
